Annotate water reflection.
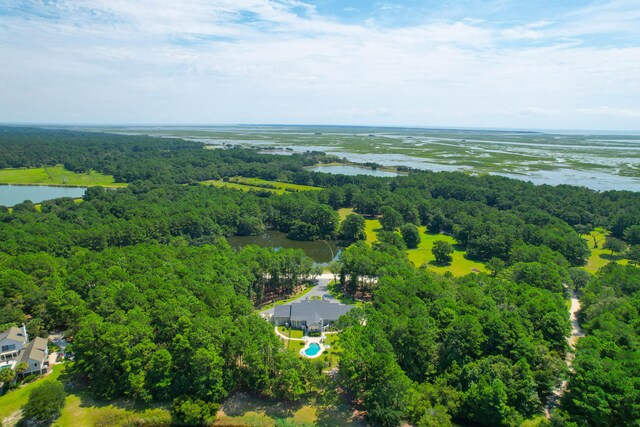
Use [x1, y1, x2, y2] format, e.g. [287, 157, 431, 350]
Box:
[227, 230, 341, 264]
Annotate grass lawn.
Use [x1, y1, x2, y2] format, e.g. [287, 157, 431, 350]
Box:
[362, 219, 484, 277]
[231, 177, 321, 193]
[55, 391, 170, 427]
[0, 165, 124, 188]
[364, 218, 381, 243]
[202, 177, 320, 195]
[337, 207, 354, 220]
[315, 334, 341, 370]
[0, 364, 169, 427]
[0, 365, 65, 423]
[215, 393, 365, 427]
[407, 227, 486, 276]
[583, 228, 629, 274]
[277, 326, 304, 339]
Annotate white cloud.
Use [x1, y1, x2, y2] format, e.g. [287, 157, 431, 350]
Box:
[0, 0, 639, 130]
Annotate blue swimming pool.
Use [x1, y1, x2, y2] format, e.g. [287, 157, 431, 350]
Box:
[304, 343, 321, 357]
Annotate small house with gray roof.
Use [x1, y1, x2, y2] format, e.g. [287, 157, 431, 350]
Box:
[273, 300, 352, 333]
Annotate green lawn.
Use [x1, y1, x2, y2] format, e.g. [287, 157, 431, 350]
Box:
[0, 165, 124, 187]
[0, 365, 65, 423]
[0, 365, 169, 427]
[583, 228, 629, 273]
[215, 392, 365, 427]
[55, 391, 170, 427]
[362, 219, 485, 277]
[314, 334, 342, 370]
[337, 207, 355, 221]
[202, 177, 321, 195]
[231, 177, 321, 192]
[406, 227, 486, 276]
[277, 326, 304, 339]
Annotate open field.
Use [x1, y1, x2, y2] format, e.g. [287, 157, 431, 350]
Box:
[202, 177, 320, 195]
[407, 227, 486, 276]
[55, 392, 170, 427]
[91, 125, 640, 191]
[215, 392, 365, 427]
[0, 165, 125, 187]
[583, 228, 629, 273]
[338, 207, 355, 220]
[362, 219, 485, 276]
[278, 326, 304, 340]
[231, 177, 321, 192]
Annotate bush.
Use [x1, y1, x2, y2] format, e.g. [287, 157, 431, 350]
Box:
[22, 380, 66, 424]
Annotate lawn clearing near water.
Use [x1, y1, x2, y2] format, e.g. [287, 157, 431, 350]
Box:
[202, 177, 321, 195]
[0, 165, 124, 187]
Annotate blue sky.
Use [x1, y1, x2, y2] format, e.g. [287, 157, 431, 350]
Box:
[1, 0, 639, 130]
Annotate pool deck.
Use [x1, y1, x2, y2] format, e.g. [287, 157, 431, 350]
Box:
[299, 336, 325, 359]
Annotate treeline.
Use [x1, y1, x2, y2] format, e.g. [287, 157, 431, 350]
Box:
[559, 264, 640, 426]
[333, 242, 570, 427]
[0, 243, 322, 424]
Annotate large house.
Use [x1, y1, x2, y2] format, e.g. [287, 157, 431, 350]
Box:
[0, 326, 29, 370]
[0, 326, 48, 376]
[273, 299, 352, 333]
[16, 337, 49, 375]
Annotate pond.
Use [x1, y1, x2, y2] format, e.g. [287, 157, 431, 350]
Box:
[308, 165, 398, 177]
[0, 185, 86, 207]
[226, 230, 340, 264]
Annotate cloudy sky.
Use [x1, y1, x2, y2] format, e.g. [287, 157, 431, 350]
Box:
[1, 0, 639, 130]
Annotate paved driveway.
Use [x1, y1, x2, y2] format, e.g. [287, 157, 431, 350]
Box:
[260, 273, 337, 318]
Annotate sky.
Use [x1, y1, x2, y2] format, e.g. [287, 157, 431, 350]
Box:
[1, 0, 639, 130]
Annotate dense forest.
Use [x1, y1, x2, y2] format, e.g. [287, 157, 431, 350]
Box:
[0, 126, 639, 426]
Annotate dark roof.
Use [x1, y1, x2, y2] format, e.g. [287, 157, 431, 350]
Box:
[274, 304, 292, 318]
[289, 300, 351, 324]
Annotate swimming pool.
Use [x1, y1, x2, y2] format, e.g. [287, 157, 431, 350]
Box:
[304, 343, 321, 357]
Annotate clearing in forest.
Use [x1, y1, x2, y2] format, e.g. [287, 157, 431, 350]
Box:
[0, 165, 124, 187]
[583, 228, 628, 273]
[201, 177, 320, 195]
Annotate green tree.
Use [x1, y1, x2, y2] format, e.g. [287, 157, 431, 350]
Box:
[400, 223, 421, 249]
[432, 240, 454, 265]
[0, 368, 16, 384]
[22, 380, 66, 425]
[623, 225, 640, 245]
[627, 245, 640, 266]
[340, 214, 366, 242]
[380, 206, 403, 231]
[604, 236, 627, 255]
[486, 257, 506, 277]
[15, 362, 29, 375]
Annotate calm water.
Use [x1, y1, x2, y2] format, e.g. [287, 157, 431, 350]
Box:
[227, 230, 340, 263]
[0, 185, 86, 207]
[308, 165, 398, 177]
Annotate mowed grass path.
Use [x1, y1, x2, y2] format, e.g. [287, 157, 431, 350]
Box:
[0, 165, 125, 187]
[202, 177, 320, 195]
[583, 228, 628, 273]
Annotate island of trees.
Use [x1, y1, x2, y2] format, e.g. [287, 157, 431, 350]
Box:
[0, 126, 638, 426]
